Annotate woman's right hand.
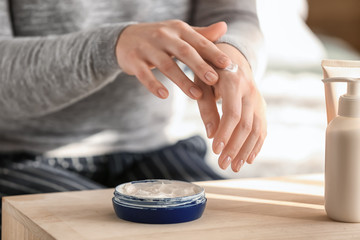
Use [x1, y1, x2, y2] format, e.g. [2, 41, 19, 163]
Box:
[115, 20, 231, 99]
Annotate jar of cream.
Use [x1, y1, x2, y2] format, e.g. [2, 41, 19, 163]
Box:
[112, 179, 207, 224]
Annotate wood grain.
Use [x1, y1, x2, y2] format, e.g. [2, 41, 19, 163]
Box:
[2, 174, 360, 240]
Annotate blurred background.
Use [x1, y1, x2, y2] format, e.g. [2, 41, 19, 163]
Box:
[307, 0, 360, 54]
[175, 0, 360, 179]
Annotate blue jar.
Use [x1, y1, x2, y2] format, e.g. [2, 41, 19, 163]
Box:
[112, 179, 207, 224]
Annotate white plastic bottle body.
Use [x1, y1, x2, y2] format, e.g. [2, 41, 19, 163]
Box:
[325, 116, 360, 222]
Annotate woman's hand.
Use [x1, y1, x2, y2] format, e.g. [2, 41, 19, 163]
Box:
[195, 43, 267, 172]
[115, 20, 231, 99]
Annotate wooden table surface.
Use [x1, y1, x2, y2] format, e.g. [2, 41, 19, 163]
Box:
[3, 174, 360, 240]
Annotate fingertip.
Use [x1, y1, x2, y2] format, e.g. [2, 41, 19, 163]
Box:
[204, 71, 218, 85]
[219, 155, 231, 170]
[157, 88, 169, 99]
[217, 56, 232, 69]
[234, 159, 245, 172]
[217, 21, 227, 29]
[206, 122, 214, 139]
[210, 21, 228, 34]
[231, 162, 238, 172]
[247, 153, 256, 164]
[213, 141, 224, 155]
[218, 159, 224, 170]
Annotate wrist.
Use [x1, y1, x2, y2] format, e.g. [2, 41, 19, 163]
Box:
[215, 43, 250, 70]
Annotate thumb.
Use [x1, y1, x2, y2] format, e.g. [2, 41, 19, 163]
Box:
[193, 22, 227, 42]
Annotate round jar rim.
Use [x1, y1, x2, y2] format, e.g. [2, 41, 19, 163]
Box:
[114, 179, 205, 200]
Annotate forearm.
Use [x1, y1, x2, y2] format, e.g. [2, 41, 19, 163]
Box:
[0, 23, 132, 120]
[192, 0, 265, 77]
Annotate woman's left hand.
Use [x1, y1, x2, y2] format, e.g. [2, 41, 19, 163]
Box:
[195, 43, 267, 172]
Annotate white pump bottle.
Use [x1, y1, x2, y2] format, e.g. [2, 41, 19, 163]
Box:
[323, 76, 360, 222]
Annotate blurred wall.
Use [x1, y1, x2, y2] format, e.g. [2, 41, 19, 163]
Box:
[306, 0, 360, 52]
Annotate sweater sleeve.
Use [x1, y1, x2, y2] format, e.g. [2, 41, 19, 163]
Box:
[191, 0, 266, 78]
[0, 2, 135, 120]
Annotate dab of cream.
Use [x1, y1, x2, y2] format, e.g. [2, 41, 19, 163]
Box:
[117, 180, 200, 198]
[224, 62, 238, 73]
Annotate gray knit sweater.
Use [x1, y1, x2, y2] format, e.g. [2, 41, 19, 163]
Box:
[0, 0, 264, 157]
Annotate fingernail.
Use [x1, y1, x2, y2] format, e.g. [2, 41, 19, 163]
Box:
[205, 71, 218, 84]
[236, 159, 245, 172]
[220, 156, 231, 169]
[189, 86, 202, 99]
[158, 88, 168, 98]
[248, 153, 256, 164]
[219, 56, 230, 66]
[214, 141, 224, 154]
[206, 122, 213, 138]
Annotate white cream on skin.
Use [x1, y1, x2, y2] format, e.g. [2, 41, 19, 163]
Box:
[224, 62, 238, 73]
[117, 180, 200, 198]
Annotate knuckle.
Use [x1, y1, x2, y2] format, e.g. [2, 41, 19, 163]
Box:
[136, 69, 148, 80]
[126, 49, 139, 60]
[252, 125, 261, 137]
[240, 120, 252, 133]
[247, 84, 257, 96]
[197, 38, 210, 49]
[228, 108, 241, 122]
[195, 62, 210, 75]
[171, 19, 188, 30]
[158, 59, 175, 72]
[152, 27, 169, 39]
[137, 43, 150, 52]
[177, 44, 191, 57]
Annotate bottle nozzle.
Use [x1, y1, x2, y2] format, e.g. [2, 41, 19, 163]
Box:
[347, 82, 360, 97]
[322, 77, 360, 97]
[322, 77, 360, 118]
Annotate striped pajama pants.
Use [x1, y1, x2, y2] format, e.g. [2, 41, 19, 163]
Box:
[0, 136, 223, 233]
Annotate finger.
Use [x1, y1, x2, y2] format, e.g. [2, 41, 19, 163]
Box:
[247, 97, 267, 164]
[193, 22, 228, 42]
[163, 37, 219, 86]
[247, 122, 267, 164]
[218, 99, 254, 170]
[188, 27, 232, 69]
[231, 116, 261, 172]
[132, 60, 169, 99]
[247, 137, 264, 165]
[212, 89, 242, 155]
[184, 30, 231, 69]
[143, 46, 203, 99]
[231, 136, 257, 173]
[195, 77, 220, 139]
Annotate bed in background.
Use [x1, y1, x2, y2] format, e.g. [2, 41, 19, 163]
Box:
[170, 0, 360, 178]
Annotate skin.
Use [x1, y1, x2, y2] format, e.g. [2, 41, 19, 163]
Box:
[115, 20, 267, 172]
[195, 43, 267, 172]
[116, 20, 231, 99]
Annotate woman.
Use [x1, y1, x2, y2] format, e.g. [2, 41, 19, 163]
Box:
[0, 0, 266, 231]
